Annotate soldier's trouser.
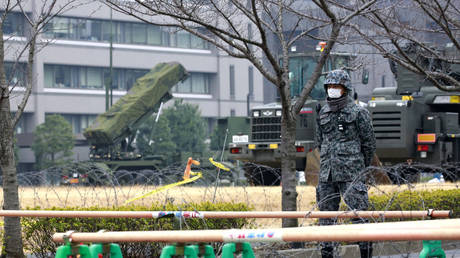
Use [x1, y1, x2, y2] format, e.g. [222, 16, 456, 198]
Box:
[316, 181, 372, 258]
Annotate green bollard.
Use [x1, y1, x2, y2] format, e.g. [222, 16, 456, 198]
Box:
[419, 240, 446, 258]
[89, 243, 123, 258]
[221, 242, 255, 258]
[159, 244, 198, 258]
[188, 244, 216, 258]
[55, 243, 91, 258]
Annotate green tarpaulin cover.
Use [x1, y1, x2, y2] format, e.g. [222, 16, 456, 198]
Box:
[84, 62, 188, 146]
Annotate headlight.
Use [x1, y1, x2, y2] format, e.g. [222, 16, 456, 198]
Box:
[433, 95, 460, 103]
[276, 110, 282, 116]
[253, 111, 260, 117]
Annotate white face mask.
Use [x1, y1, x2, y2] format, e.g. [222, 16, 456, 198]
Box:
[327, 88, 342, 98]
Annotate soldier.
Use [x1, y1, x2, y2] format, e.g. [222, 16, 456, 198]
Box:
[315, 69, 376, 258]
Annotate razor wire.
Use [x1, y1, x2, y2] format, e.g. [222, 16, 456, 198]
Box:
[0, 161, 459, 257]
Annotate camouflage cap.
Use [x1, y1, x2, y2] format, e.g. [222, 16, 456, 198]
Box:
[324, 69, 352, 91]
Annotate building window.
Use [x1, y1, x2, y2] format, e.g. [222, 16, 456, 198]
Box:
[132, 23, 147, 44]
[45, 64, 211, 93]
[172, 73, 211, 94]
[248, 66, 254, 100]
[2, 11, 26, 36]
[87, 67, 103, 89]
[191, 34, 205, 49]
[5, 62, 27, 86]
[48, 114, 97, 134]
[176, 30, 191, 48]
[54, 66, 71, 88]
[43, 16, 209, 49]
[12, 113, 28, 134]
[229, 65, 235, 100]
[44, 64, 150, 90]
[147, 25, 162, 45]
[230, 109, 235, 117]
[381, 75, 385, 88]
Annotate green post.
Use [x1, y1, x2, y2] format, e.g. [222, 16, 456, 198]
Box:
[89, 243, 123, 258]
[221, 242, 255, 258]
[419, 240, 446, 258]
[55, 243, 91, 258]
[159, 244, 198, 258]
[188, 244, 216, 258]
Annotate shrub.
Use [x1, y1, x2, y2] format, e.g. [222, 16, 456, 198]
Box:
[21, 202, 253, 258]
[369, 189, 460, 219]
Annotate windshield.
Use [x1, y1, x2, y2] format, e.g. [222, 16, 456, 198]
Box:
[288, 54, 351, 100]
[288, 56, 326, 100]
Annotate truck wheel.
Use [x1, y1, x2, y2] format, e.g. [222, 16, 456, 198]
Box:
[243, 163, 281, 186]
[87, 170, 111, 186]
[115, 170, 134, 185]
[442, 163, 459, 182]
[387, 165, 420, 184]
[137, 169, 160, 185]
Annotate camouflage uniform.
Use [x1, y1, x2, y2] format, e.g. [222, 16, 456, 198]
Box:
[315, 70, 376, 258]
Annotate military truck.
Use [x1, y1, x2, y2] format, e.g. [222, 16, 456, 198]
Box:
[228, 52, 353, 185]
[83, 62, 188, 175]
[367, 43, 460, 182]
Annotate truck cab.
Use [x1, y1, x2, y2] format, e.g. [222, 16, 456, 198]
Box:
[367, 43, 460, 182]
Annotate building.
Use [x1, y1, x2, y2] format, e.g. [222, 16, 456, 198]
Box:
[3, 1, 265, 171]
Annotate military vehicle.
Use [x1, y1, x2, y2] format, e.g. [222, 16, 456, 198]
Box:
[228, 52, 354, 185]
[83, 62, 188, 175]
[367, 43, 460, 182]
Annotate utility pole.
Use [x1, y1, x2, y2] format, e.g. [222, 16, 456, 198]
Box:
[105, 7, 114, 111]
[110, 7, 113, 107]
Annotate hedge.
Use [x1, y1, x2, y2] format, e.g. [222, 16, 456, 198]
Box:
[20, 202, 253, 258]
[369, 189, 460, 219]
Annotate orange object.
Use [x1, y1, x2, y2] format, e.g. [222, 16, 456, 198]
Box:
[417, 133, 436, 143]
[319, 41, 327, 52]
[69, 178, 79, 184]
[183, 157, 200, 180]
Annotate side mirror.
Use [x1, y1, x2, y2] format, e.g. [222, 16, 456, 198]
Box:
[362, 69, 369, 85]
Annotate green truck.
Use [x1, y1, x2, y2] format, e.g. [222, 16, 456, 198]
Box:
[367, 43, 460, 183]
[83, 62, 188, 173]
[228, 52, 354, 185]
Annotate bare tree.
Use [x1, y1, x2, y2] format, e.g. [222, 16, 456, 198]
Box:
[0, 0, 79, 256]
[349, 0, 460, 92]
[105, 0, 375, 227]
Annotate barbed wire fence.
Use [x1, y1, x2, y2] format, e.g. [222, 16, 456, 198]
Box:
[0, 161, 459, 257]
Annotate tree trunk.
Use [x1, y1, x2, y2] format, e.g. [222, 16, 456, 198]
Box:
[0, 25, 25, 257]
[278, 72, 298, 228]
[280, 112, 298, 228]
[0, 102, 24, 257]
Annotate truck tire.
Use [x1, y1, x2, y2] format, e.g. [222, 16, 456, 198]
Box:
[387, 164, 420, 184]
[243, 163, 281, 186]
[115, 170, 134, 185]
[137, 169, 161, 185]
[442, 163, 459, 182]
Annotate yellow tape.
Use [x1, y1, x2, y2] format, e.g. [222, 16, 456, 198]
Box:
[124, 172, 202, 204]
[209, 158, 230, 171]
